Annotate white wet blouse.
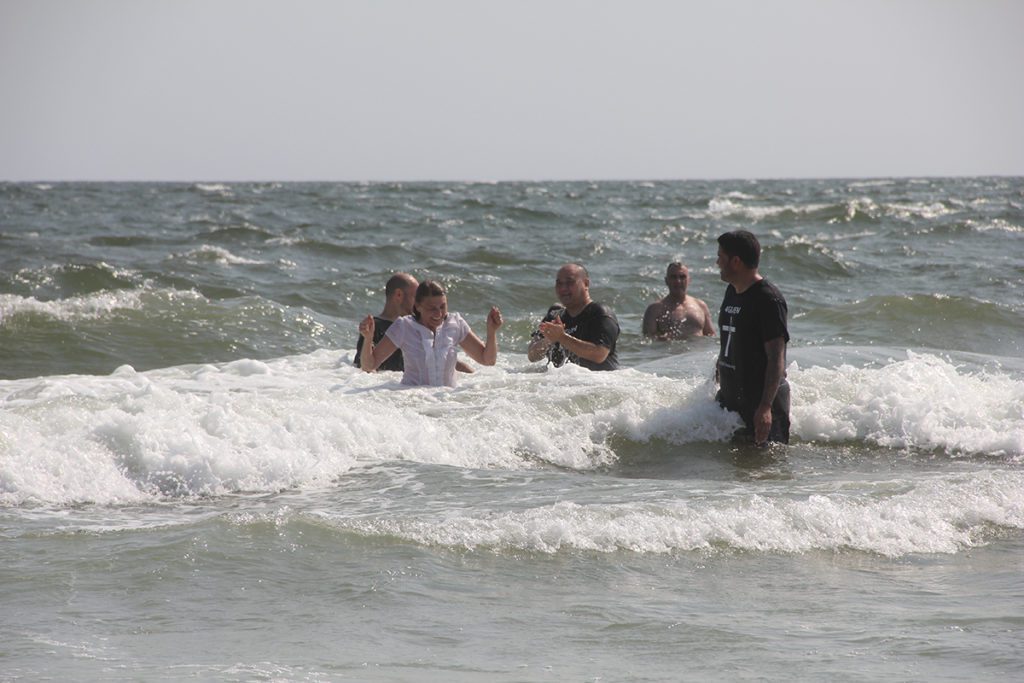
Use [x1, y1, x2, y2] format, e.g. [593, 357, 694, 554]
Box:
[384, 313, 471, 387]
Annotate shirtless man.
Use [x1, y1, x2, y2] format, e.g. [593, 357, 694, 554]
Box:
[642, 262, 715, 340]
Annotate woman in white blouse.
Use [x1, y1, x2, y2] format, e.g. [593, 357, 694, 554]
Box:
[358, 280, 502, 387]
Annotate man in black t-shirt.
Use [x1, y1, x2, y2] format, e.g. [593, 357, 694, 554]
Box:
[528, 263, 619, 371]
[354, 272, 418, 372]
[715, 231, 790, 445]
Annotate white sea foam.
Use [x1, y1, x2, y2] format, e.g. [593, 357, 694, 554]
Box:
[1, 348, 1020, 507]
[967, 218, 1023, 234]
[884, 201, 952, 220]
[173, 245, 268, 266]
[792, 351, 1024, 456]
[706, 194, 957, 224]
[778, 234, 854, 269]
[707, 197, 834, 221]
[771, 229, 877, 245]
[12, 261, 140, 290]
[266, 235, 304, 246]
[0, 288, 203, 322]
[0, 290, 143, 320]
[0, 353, 719, 505]
[193, 183, 233, 196]
[337, 469, 1024, 556]
[848, 180, 896, 188]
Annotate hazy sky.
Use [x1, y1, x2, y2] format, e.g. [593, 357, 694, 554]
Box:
[2, 0, 1022, 181]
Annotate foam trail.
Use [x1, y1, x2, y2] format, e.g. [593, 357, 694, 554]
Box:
[791, 351, 1024, 457]
[172, 244, 268, 265]
[2, 348, 1022, 507]
[0, 289, 200, 321]
[334, 470, 1024, 557]
[0, 352, 735, 505]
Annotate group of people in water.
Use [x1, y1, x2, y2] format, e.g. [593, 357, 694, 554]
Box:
[356, 230, 790, 446]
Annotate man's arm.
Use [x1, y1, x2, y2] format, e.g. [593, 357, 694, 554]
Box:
[753, 336, 786, 444]
[539, 317, 611, 365]
[528, 336, 551, 362]
[641, 303, 661, 339]
[699, 300, 716, 337]
[528, 307, 562, 362]
[556, 334, 611, 364]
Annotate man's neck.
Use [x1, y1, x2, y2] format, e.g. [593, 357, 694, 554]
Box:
[731, 271, 762, 294]
[566, 297, 592, 317]
[379, 303, 403, 321]
[664, 291, 687, 306]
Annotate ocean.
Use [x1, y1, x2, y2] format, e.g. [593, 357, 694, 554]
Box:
[1, 178, 1022, 681]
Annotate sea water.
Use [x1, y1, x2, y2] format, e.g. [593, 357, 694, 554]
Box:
[1, 179, 1022, 681]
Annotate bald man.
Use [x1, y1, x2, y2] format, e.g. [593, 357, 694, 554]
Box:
[528, 263, 620, 371]
[354, 272, 418, 372]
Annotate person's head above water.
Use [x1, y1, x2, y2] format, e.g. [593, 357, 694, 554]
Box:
[717, 230, 760, 269]
[383, 272, 418, 318]
[717, 230, 763, 290]
[554, 263, 592, 315]
[665, 262, 690, 298]
[412, 279, 448, 331]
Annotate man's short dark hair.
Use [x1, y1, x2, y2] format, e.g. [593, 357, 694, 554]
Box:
[385, 273, 414, 298]
[717, 230, 761, 269]
[560, 263, 589, 280]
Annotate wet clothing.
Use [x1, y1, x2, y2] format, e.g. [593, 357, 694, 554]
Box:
[530, 304, 566, 363]
[533, 302, 620, 371]
[384, 313, 471, 387]
[354, 317, 404, 372]
[716, 278, 790, 443]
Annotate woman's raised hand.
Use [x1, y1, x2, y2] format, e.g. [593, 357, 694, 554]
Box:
[487, 306, 503, 334]
[359, 314, 375, 339]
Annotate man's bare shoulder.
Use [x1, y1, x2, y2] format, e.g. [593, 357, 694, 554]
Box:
[688, 295, 712, 311]
[644, 299, 671, 317]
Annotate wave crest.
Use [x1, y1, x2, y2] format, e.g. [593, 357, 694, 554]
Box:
[336, 470, 1024, 557]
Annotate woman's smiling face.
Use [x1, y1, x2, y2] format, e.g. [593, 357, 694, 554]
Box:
[416, 294, 448, 331]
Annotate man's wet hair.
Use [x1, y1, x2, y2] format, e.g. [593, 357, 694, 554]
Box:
[717, 230, 761, 269]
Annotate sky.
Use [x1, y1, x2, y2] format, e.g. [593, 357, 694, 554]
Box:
[2, 0, 1023, 182]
